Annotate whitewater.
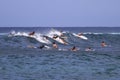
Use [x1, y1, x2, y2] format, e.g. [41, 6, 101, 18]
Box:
[0, 27, 120, 80]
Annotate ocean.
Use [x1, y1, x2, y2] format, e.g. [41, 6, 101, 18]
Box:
[0, 27, 120, 80]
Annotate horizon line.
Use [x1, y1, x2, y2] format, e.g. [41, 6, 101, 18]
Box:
[0, 26, 120, 27]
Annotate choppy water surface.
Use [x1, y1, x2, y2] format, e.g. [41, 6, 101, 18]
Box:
[0, 48, 120, 80]
[0, 27, 120, 80]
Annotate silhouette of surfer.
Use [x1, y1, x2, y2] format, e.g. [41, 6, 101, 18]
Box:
[78, 33, 83, 36]
[43, 35, 48, 39]
[29, 31, 35, 36]
[53, 35, 59, 39]
[71, 46, 78, 51]
[85, 47, 92, 51]
[38, 45, 45, 49]
[53, 35, 67, 45]
[43, 35, 49, 40]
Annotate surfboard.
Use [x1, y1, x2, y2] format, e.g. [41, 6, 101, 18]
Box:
[73, 33, 88, 40]
[53, 37, 67, 44]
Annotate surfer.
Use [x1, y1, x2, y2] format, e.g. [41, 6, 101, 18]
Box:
[53, 35, 68, 45]
[52, 42, 58, 49]
[43, 35, 49, 40]
[85, 47, 92, 51]
[29, 31, 35, 36]
[38, 45, 45, 49]
[53, 35, 59, 39]
[71, 46, 78, 51]
[73, 32, 88, 40]
[78, 33, 83, 36]
[101, 41, 107, 47]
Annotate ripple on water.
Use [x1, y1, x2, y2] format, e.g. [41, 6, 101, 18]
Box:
[0, 50, 120, 80]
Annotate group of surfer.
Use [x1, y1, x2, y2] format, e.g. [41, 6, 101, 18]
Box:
[28, 31, 108, 51]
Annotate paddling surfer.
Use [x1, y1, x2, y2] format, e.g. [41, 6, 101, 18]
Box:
[29, 31, 35, 36]
[52, 42, 58, 49]
[53, 35, 68, 45]
[38, 45, 45, 49]
[85, 47, 93, 51]
[71, 46, 78, 51]
[78, 33, 83, 36]
[101, 41, 107, 47]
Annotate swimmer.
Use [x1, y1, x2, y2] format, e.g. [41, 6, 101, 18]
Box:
[71, 46, 78, 51]
[101, 41, 107, 47]
[52, 42, 58, 49]
[38, 45, 45, 49]
[85, 47, 92, 51]
[29, 31, 35, 36]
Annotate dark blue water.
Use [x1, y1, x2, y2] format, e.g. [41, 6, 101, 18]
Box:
[0, 27, 120, 80]
[1, 27, 120, 33]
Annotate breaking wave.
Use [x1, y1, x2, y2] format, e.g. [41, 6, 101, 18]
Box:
[0, 29, 120, 51]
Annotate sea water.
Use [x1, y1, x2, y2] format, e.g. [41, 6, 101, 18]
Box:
[0, 27, 120, 80]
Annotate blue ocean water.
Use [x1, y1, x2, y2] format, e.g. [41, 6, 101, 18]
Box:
[0, 27, 120, 80]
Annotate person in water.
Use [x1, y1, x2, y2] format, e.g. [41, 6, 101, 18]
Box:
[85, 47, 92, 51]
[43, 35, 48, 38]
[38, 44, 50, 49]
[53, 35, 68, 45]
[43, 35, 49, 40]
[101, 41, 107, 47]
[71, 46, 78, 51]
[78, 33, 83, 36]
[29, 31, 35, 36]
[52, 42, 58, 49]
[38, 45, 45, 49]
[53, 35, 59, 39]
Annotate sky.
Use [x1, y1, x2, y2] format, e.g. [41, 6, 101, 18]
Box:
[0, 0, 120, 27]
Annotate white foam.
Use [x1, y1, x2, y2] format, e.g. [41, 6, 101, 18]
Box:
[47, 29, 62, 37]
[46, 29, 68, 44]
[84, 32, 120, 35]
[9, 31, 51, 44]
[72, 33, 88, 40]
